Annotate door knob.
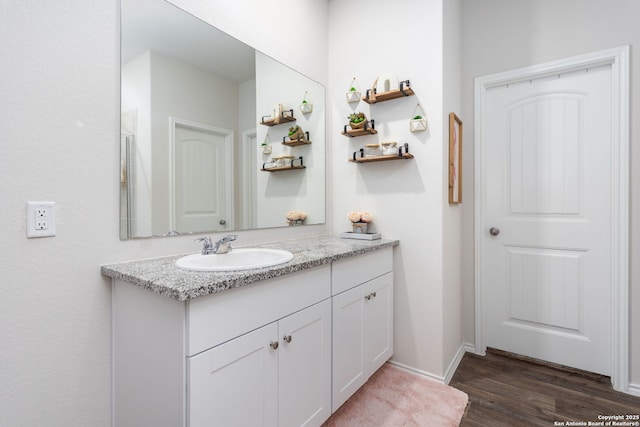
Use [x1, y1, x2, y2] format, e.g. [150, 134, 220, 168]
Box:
[219, 220, 226, 225]
[269, 341, 279, 350]
[489, 227, 500, 236]
[283, 335, 292, 343]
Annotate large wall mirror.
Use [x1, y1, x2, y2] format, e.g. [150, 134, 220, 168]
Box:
[120, 0, 326, 239]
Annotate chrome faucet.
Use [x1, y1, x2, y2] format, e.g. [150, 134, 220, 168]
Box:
[196, 235, 237, 255]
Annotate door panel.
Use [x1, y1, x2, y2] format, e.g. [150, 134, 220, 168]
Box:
[174, 123, 231, 233]
[484, 65, 611, 375]
[188, 323, 278, 427]
[278, 300, 331, 427]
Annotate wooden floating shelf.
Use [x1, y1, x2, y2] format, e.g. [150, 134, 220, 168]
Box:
[342, 128, 378, 137]
[261, 165, 306, 172]
[282, 131, 311, 146]
[349, 153, 414, 163]
[341, 120, 376, 138]
[261, 156, 305, 172]
[282, 140, 312, 147]
[363, 80, 414, 104]
[260, 110, 296, 127]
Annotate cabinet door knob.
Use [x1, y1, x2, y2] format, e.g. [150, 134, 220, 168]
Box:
[371, 291, 377, 298]
[283, 335, 292, 343]
[269, 341, 279, 350]
[365, 294, 371, 301]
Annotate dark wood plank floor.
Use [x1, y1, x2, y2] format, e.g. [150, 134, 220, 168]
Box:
[450, 349, 640, 426]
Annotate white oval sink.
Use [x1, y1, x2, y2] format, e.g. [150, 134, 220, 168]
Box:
[175, 248, 294, 272]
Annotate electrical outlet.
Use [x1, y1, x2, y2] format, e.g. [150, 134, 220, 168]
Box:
[27, 201, 56, 238]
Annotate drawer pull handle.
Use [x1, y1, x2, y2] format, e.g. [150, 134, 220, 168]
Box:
[283, 335, 292, 343]
[270, 341, 279, 350]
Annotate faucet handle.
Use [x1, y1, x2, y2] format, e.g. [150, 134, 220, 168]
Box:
[221, 234, 238, 242]
[195, 236, 213, 254]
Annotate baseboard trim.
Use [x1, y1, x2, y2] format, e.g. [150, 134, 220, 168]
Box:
[387, 360, 446, 384]
[388, 342, 475, 385]
[444, 343, 475, 384]
[628, 382, 640, 397]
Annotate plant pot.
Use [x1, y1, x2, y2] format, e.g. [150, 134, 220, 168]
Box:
[299, 102, 313, 114]
[349, 120, 367, 130]
[346, 91, 361, 103]
[351, 222, 368, 234]
[410, 118, 428, 132]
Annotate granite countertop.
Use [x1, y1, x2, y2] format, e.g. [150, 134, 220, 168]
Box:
[101, 235, 398, 301]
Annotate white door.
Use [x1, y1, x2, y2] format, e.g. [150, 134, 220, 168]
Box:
[188, 323, 278, 427]
[173, 122, 232, 233]
[278, 300, 331, 427]
[483, 65, 612, 375]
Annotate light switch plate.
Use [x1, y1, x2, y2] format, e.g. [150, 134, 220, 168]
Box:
[27, 201, 56, 238]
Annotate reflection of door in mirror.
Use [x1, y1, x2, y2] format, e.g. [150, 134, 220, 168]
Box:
[171, 120, 233, 234]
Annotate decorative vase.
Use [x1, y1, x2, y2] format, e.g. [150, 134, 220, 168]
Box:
[352, 222, 368, 234]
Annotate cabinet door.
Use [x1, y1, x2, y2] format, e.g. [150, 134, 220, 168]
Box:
[332, 272, 394, 412]
[188, 323, 278, 427]
[332, 284, 367, 411]
[278, 299, 331, 427]
[363, 272, 394, 375]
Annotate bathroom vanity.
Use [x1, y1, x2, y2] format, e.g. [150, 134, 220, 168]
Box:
[102, 236, 396, 427]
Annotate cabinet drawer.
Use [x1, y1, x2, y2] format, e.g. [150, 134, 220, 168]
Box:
[187, 265, 331, 356]
[331, 247, 392, 295]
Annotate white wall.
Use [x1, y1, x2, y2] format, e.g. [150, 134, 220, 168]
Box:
[328, 0, 458, 378]
[442, 0, 464, 376]
[460, 0, 640, 388]
[0, 1, 329, 426]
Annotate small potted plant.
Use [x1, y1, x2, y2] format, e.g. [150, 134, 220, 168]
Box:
[299, 91, 313, 114]
[348, 112, 367, 129]
[345, 77, 361, 103]
[410, 104, 428, 132]
[286, 210, 307, 226]
[288, 125, 305, 141]
[348, 211, 373, 234]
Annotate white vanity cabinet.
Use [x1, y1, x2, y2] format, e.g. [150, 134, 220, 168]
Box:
[330, 247, 394, 411]
[112, 265, 331, 427]
[188, 299, 331, 427]
[109, 241, 396, 427]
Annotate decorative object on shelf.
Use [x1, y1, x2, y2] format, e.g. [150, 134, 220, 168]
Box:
[286, 210, 307, 226]
[345, 77, 361, 103]
[348, 112, 367, 129]
[410, 103, 428, 132]
[342, 117, 376, 137]
[364, 143, 381, 157]
[261, 155, 305, 172]
[299, 91, 313, 114]
[375, 72, 400, 94]
[261, 134, 273, 154]
[363, 79, 414, 104]
[339, 231, 381, 240]
[449, 112, 463, 204]
[260, 106, 295, 126]
[288, 125, 305, 141]
[348, 211, 373, 234]
[350, 143, 413, 163]
[380, 141, 398, 155]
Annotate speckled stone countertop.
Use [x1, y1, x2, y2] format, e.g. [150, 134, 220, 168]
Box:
[101, 235, 398, 301]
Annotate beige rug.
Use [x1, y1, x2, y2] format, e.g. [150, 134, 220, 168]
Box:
[323, 363, 468, 427]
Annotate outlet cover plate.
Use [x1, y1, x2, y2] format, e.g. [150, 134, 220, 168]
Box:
[27, 201, 56, 238]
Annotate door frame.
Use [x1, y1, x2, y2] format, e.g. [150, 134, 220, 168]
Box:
[474, 46, 629, 392]
[169, 117, 234, 233]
